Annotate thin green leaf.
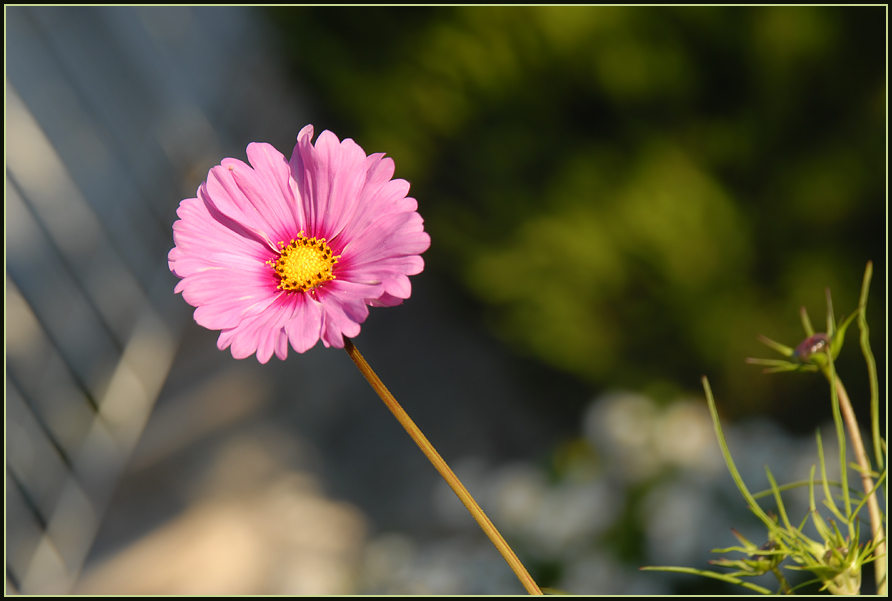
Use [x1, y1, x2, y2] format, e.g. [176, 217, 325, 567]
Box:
[745, 357, 812, 374]
[711, 545, 754, 554]
[825, 353, 852, 519]
[825, 287, 835, 336]
[745, 358, 794, 368]
[766, 467, 795, 532]
[751, 479, 848, 500]
[756, 334, 794, 357]
[816, 431, 847, 523]
[851, 469, 887, 521]
[800, 305, 815, 337]
[702, 377, 785, 541]
[766, 364, 815, 374]
[830, 310, 858, 360]
[639, 566, 773, 594]
[808, 464, 838, 558]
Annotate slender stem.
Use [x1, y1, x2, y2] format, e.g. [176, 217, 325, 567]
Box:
[826, 356, 852, 521]
[771, 566, 793, 595]
[343, 339, 543, 595]
[829, 375, 886, 595]
[857, 261, 883, 475]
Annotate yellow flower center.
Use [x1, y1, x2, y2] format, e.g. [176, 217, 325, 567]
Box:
[267, 232, 339, 292]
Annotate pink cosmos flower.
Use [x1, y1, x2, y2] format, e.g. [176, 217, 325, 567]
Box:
[169, 125, 431, 363]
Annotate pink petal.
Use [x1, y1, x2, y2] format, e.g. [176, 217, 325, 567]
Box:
[285, 295, 324, 353]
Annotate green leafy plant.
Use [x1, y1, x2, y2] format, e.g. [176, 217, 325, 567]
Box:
[643, 262, 886, 594]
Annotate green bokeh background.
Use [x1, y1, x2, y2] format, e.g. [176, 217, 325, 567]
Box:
[266, 6, 885, 431]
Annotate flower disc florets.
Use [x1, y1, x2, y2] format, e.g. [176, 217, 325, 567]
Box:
[168, 125, 431, 362]
[268, 233, 339, 292]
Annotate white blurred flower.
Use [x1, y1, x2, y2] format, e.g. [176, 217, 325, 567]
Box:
[583, 391, 661, 482]
[527, 480, 620, 558]
[653, 399, 724, 475]
[641, 479, 724, 567]
[491, 463, 547, 532]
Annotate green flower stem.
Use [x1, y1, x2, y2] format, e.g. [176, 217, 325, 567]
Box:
[824, 373, 887, 595]
[344, 339, 543, 595]
[771, 566, 793, 595]
[857, 261, 882, 475]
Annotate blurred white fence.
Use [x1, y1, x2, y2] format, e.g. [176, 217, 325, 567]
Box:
[6, 7, 306, 593]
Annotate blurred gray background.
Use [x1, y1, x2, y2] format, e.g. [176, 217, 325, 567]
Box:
[6, 6, 884, 595]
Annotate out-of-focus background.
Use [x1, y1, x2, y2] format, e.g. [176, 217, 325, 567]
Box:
[6, 6, 885, 595]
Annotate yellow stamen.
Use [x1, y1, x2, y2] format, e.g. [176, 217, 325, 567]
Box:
[267, 232, 339, 292]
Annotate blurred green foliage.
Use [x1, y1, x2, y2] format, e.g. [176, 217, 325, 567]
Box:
[266, 6, 884, 428]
